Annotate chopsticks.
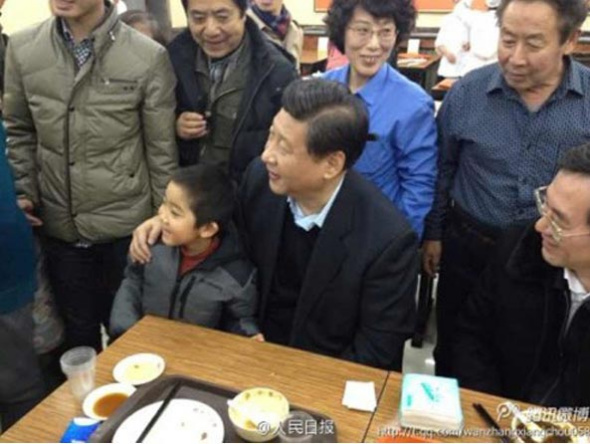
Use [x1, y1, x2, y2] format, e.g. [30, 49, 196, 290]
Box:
[473, 403, 513, 443]
[137, 381, 182, 443]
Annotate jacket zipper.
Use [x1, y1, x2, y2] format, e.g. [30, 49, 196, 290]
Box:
[200, 86, 239, 159]
[228, 60, 276, 174]
[175, 253, 240, 319]
[62, 28, 117, 240]
[167, 276, 183, 319]
[101, 78, 137, 85]
[178, 275, 198, 319]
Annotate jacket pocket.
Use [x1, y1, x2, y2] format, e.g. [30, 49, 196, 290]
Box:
[95, 77, 140, 95]
[90, 77, 142, 110]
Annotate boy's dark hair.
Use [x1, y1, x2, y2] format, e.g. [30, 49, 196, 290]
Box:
[281, 79, 369, 169]
[120, 10, 167, 45]
[171, 165, 235, 234]
[497, 0, 587, 44]
[324, 0, 416, 54]
[181, 0, 248, 16]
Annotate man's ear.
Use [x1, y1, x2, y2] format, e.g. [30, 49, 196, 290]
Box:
[563, 29, 581, 56]
[323, 151, 346, 180]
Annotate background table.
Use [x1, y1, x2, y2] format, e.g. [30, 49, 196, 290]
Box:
[397, 53, 441, 92]
[0, 316, 388, 443]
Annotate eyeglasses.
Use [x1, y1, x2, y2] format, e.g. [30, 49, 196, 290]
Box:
[534, 186, 590, 243]
[347, 25, 398, 44]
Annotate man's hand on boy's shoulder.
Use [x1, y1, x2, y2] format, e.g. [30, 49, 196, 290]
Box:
[251, 333, 265, 342]
[130, 215, 163, 264]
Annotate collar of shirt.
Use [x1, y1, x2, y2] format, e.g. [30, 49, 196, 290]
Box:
[59, 18, 94, 67]
[486, 57, 584, 99]
[287, 175, 345, 231]
[564, 268, 590, 297]
[330, 63, 389, 108]
[209, 39, 245, 78]
[60, 18, 91, 46]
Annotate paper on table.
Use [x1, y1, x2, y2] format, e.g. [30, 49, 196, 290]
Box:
[342, 381, 377, 412]
[407, 39, 421, 54]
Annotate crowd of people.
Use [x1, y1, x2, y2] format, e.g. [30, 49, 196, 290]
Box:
[2, 0, 590, 430]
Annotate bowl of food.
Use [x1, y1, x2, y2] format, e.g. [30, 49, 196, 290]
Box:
[228, 387, 290, 442]
[510, 408, 587, 443]
[82, 383, 136, 420]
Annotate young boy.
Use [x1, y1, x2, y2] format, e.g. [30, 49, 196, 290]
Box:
[109, 165, 258, 339]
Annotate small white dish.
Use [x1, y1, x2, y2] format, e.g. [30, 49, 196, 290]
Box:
[82, 382, 136, 420]
[113, 353, 165, 386]
[113, 398, 224, 443]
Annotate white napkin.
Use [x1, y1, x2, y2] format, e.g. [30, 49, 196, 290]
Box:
[342, 381, 377, 412]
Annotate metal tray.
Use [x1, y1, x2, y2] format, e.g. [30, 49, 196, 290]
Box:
[89, 375, 337, 442]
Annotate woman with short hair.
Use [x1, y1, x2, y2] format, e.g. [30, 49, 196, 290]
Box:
[322, 0, 438, 237]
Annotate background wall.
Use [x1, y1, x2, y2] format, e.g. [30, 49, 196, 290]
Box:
[2, 1, 51, 35]
[4, 0, 590, 36]
[282, 0, 447, 28]
[169, 0, 450, 28]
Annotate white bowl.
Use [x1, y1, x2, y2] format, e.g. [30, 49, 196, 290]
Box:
[228, 387, 290, 442]
[113, 353, 165, 386]
[82, 382, 136, 420]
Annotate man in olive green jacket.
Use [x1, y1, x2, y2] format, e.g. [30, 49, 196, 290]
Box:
[5, 0, 177, 350]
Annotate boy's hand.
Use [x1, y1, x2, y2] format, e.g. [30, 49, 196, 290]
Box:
[130, 216, 163, 264]
[251, 333, 265, 343]
[18, 198, 43, 226]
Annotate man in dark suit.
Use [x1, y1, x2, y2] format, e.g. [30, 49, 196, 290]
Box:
[453, 144, 590, 407]
[130, 79, 418, 370]
[240, 79, 418, 370]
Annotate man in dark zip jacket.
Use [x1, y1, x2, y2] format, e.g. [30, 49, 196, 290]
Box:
[453, 143, 590, 407]
[169, 0, 297, 180]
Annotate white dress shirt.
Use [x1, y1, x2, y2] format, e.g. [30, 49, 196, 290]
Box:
[564, 268, 590, 331]
[287, 176, 345, 231]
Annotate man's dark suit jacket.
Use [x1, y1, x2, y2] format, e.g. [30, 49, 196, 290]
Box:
[239, 159, 419, 370]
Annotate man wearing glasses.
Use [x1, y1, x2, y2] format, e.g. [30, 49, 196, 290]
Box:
[170, 0, 297, 180]
[453, 144, 590, 407]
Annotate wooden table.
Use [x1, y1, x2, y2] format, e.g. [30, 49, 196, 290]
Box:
[301, 49, 328, 76]
[431, 78, 457, 101]
[0, 316, 388, 443]
[365, 372, 581, 443]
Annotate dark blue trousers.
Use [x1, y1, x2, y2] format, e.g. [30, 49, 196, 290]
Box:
[44, 236, 131, 351]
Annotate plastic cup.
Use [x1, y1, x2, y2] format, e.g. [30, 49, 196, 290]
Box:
[278, 411, 315, 443]
[60, 346, 97, 402]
